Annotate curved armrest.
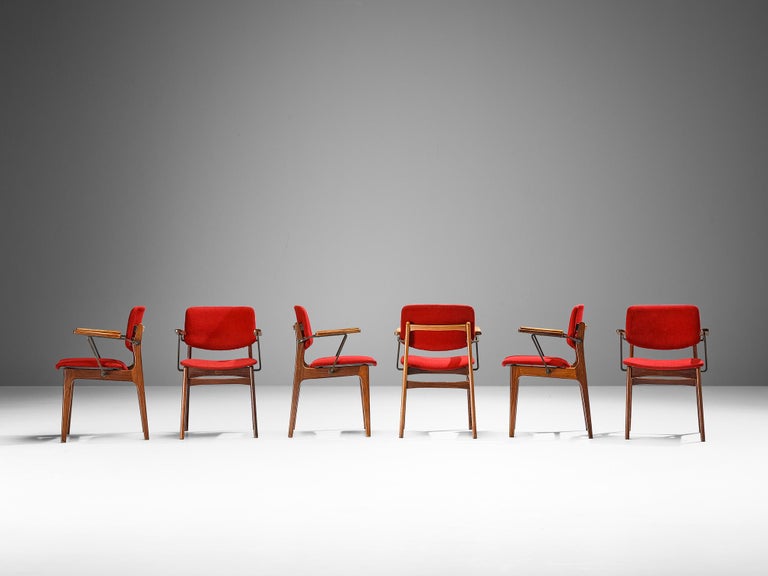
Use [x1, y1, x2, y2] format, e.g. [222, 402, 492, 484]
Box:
[315, 327, 361, 337]
[518, 326, 565, 338]
[74, 328, 123, 339]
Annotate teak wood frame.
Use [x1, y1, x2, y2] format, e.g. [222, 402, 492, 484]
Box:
[398, 322, 478, 439]
[289, 324, 372, 437]
[507, 322, 593, 438]
[618, 328, 708, 442]
[176, 328, 261, 440]
[60, 324, 148, 443]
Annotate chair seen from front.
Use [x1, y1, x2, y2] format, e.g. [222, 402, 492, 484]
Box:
[289, 305, 376, 437]
[176, 306, 261, 439]
[397, 304, 480, 438]
[502, 304, 593, 438]
[618, 304, 708, 442]
[56, 306, 148, 443]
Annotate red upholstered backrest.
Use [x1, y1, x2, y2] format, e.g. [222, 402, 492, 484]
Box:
[625, 305, 701, 350]
[125, 306, 146, 351]
[400, 304, 476, 351]
[183, 306, 257, 350]
[294, 305, 313, 349]
[566, 304, 584, 349]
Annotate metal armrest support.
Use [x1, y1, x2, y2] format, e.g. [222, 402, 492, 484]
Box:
[176, 329, 185, 372]
[253, 328, 263, 372]
[617, 329, 627, 372]
[701, 328, 709, 373]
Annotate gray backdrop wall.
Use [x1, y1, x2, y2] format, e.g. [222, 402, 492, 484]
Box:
[2, 0, 767, 391]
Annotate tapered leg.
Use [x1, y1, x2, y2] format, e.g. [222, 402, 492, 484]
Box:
[67, 378, 75, 435]
[184, 380, 191, 432]
[509, 368, 520, 438]
[61, 372, 74, 443]
[359, 367, 371, 437]
[695, 370, 705, 442]
[179, 369, 189, 440]
[288, 373, 302, 438]
[250, 370, 258, 438]
[625, 370, 633, 440]
[135, 371, 149, 440]
[578, 374, 593, 439]
[468, 372, 477, 439]
[399, 372, 408, 438]
[466, 388, 473, 430]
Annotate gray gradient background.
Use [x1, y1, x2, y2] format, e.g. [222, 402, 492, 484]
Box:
[2, 0, 767, 392]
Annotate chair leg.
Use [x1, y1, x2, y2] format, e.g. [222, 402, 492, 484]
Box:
[61, 372, 74, 443]
[466, 388, 473, 430]
[67, 378, 75, 436]
[288, 373, 302, 438]
[468, 372, 477, 439]
[509, 368, 520, 438]
[578, 374, 593, 439]
[399, 373, 408, 438]
[135, 372, 149, 440]
[179, 369, 189, 440]
[250, 370, 258, 439]
[695, 370, 705, 442]
[625, 370, 633, 440]
[359, 367, 371, 437]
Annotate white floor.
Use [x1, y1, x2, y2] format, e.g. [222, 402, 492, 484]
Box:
[1, 383, 766, 576]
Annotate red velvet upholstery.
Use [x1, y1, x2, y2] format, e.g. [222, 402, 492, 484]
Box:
[294, 305, 313, 349]
[625, 305, 701, 350]
[180, 357, 258, 370]
[501, 355, 571, 369]
[56, 357, 128, 370]
[310, 355, 377, 368]
[400, 304, 476, 351]
[566, 304, 584, 349]
[183, 306, 257, 350]
[623, 357, 704, 370]
[124, 306, 146, 351]
[400, 355, 470, 371]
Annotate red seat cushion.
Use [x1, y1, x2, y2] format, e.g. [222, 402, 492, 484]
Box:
[502, 355, 571, 368]
[180, 358, 258, 370]
[56, 357, 128, 370]
[310, 355, 377, 368]
[403, 355, 470, 371]
[623, 357, 704, 370]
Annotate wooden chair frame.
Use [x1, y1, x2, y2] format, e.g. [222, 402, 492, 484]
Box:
[288, 323, 372, 437]
[507, 322, 593, 438]
[618, 326, 709, 442]
[176, 324, 261, 440]
[398, 321, 479, 439]
[60, 323, 148, 443]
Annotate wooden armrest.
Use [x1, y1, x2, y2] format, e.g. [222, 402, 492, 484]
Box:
[315, 327, 361, 337]
[518, 326, 565, 337]
[74, 328, 123, 339]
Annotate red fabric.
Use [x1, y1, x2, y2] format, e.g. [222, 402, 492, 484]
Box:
[56, 357, 128, 370]
[183, 307, 257, 350]
[400, 304, 476, 351]
[623, 357, 704, 370]
[625, 305, 701, 350]
[294, 305, 313, 349]
[180, 357, 258, 370]
[310, 355, 377, 368]
[402, 355, 470, 371]
[566, 304, 584, 349]
[501, 355, 571, 368]
[125, 306, 146, 351]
